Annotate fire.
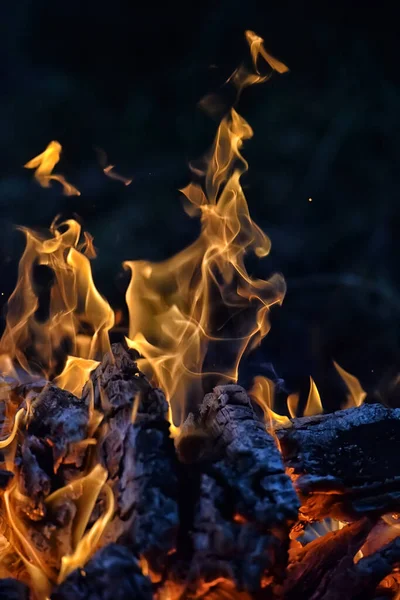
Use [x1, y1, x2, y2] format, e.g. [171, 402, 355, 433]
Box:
[333, 360, 367, 408]
[24, 141, 80, 196]
[0, 217, 114, 380]
[0, 26, 379, 600]
[124, 35, 288, 426]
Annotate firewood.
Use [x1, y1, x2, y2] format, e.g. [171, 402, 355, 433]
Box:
[51, 543, 153, 600]
[284, 518, 373, 599]
[82, 343, 179, 574]
[315, 535, 400, 600]
[0, 578, 29, 600]
[276, 403, 400, 521]
[177, 384, 299, 592]
[27, 384, 89, 470]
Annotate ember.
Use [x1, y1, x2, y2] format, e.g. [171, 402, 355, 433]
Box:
[0, 29, 398, 600]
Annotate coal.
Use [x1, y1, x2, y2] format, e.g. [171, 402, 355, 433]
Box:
[51, 544, 153, 600]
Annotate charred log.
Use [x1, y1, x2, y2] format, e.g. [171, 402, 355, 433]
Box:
[276, 403, 400, 521]
[51, 544, 153, 600]
[27, 384, 89, 471]
[83, 343, 179, 574]
[177, 384, 299, 592]
[314, 535, 400, 600]
[0, 578, 29, 600]
[284, 518, 373, 600]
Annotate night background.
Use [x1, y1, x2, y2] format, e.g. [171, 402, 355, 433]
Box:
[0, 0, 399, 412]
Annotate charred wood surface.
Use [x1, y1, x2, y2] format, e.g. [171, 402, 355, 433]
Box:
[27, 384, 89, 470]
[83, 343, 179, 574]
[276, 403, 400, 521]
[315, 535, 400, 600]
[0, 578, 30, 600]
[284, 518, 373, 600]
[178, 384, 299, 592]
[51, 544, 153, 600]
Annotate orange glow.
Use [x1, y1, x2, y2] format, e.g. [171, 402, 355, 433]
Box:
[333, 361, 366, 409]
[24, 140, 80, 196]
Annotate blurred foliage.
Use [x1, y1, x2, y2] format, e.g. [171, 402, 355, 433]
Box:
[0, 0, 399, 407]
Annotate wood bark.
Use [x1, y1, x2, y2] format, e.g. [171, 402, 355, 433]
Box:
[177, 384, 300, 593]
[276, 403, 400, 521]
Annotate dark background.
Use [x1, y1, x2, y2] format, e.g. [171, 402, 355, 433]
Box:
[1, 0, 399, 410]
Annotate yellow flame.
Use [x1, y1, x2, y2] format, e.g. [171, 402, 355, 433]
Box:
[0, 409, 26, 449]
[228, 30, 289, 93]
[55, 356, 99, 396]
[57, 482, 114, 583]
[333, 361, 367, 409]
[304, 377, 323, 416]
[287, 392, 299, 419]
[125, 106, 285, 424]
[0, 218, 114, 378]
[24, 141, 80, 196]
[104, 165, 132, 186]
[249, 376, 290, 428]
[245, 30, 289, 75]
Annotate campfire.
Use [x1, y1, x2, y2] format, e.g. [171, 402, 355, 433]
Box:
[0, 30, 399, 600]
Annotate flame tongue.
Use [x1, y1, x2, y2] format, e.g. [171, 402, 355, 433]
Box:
[125, 36, 288, 424]
[0, 218, 114, 382]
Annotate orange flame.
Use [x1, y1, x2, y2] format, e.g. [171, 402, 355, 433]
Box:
[333, 361, 367, 409]
[125, 32, 288, 425]
[0, 217, 114, 378]
[249, 375, 291, 429]
[24, 141, 80, 196]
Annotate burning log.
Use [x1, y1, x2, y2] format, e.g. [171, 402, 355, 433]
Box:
[276, 403, 400, 521]
[51, 544, 153, 600]
[313, 535, 400, 600]
[177, 384, 299, 592]
[27, 384, 89, 472]
[0, 578, 29, 600]
[82, 343, 179, 574]
[284, 518, 373, 599]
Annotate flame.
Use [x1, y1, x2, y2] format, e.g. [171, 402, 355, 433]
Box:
[287, 392, 299, 418]
[54, 356, 99, 396]
[103, 165, 132, 186]
[24, 141, 80, 196]
[0, 408, 26, 449]
[125, 33, 288, 424]
[304, 377, 323, 416]
[249, 375, 290, 428]
[333, 361, 366, 409]
[0, 29, 292, 597]
[56, 474, 114, 583]
[245, 30, 289, 75]
[0, 217, 114, 378]
[95, 147, 132, 186]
